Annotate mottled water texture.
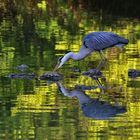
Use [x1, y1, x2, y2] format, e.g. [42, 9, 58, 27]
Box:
[0, 0, 140, 140]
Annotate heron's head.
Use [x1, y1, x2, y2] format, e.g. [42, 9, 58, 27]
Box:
[53, 56, 64, 71]
[53, 53, 73, 71]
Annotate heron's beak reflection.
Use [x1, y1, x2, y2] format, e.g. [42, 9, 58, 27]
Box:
[53, 62, 60, 72]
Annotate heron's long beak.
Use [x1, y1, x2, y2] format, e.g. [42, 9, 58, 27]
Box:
[53, 63, 60, 72]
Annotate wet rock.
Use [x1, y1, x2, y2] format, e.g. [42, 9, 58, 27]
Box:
[82, 69, 102, 77]
[128, 69, 140, 78]
[8, 73, 35, 79]
[16, 64, 29, 71]
[75, 85, 98, 90]
[39, 72, 63, 81]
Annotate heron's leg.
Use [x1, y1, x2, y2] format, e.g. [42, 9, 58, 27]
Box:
[96, 51, 107, 70]
[99, 50, 107, 61]
[96, 60, 103, 70]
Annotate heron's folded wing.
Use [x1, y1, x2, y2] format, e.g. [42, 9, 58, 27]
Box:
[83, 32, 124, 51]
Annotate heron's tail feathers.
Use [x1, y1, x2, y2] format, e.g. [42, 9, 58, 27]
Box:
[118, 37, 129, 45]
[115, 36, 129, 48]
[116, 106, 127, 114]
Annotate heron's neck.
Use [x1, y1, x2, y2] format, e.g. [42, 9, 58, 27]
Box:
[57, 82, 91, 104]
[69, 51, 90, 60]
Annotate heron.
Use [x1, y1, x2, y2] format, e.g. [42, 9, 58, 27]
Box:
[54, 32, 129, 71]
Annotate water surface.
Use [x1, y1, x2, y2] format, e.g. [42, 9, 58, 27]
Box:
[0, 0, 140, 140]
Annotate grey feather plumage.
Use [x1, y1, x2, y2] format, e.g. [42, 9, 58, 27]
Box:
[83, 32, 129, 51]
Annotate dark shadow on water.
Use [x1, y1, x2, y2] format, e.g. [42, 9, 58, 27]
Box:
[56, 82, 126, 120]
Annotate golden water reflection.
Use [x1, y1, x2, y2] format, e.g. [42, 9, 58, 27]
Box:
[0, 0, 140, 140]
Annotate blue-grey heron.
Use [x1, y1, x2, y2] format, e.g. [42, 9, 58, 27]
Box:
[54, 32, 129, 71]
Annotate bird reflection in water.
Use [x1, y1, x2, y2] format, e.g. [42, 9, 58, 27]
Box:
[56, 82, 126, 120]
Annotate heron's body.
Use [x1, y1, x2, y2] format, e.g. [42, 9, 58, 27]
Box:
[54, 32, 129, 70]
[83, 32, 128, 51]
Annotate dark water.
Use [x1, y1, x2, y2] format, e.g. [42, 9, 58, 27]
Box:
[0, 0, 140, 140]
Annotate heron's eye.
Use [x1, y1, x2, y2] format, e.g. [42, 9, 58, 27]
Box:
[58, 56, 63, 62]
[83, 41, 88, 48]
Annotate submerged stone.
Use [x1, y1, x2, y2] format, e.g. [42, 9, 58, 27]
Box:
[128, 69, 140, 78]
[16, 64, 29, 71]
[8, 73, 35, 79]
[39, 72, 63, 81]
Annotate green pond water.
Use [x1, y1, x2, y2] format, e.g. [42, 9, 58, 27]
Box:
[0, 0, 140, 140]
